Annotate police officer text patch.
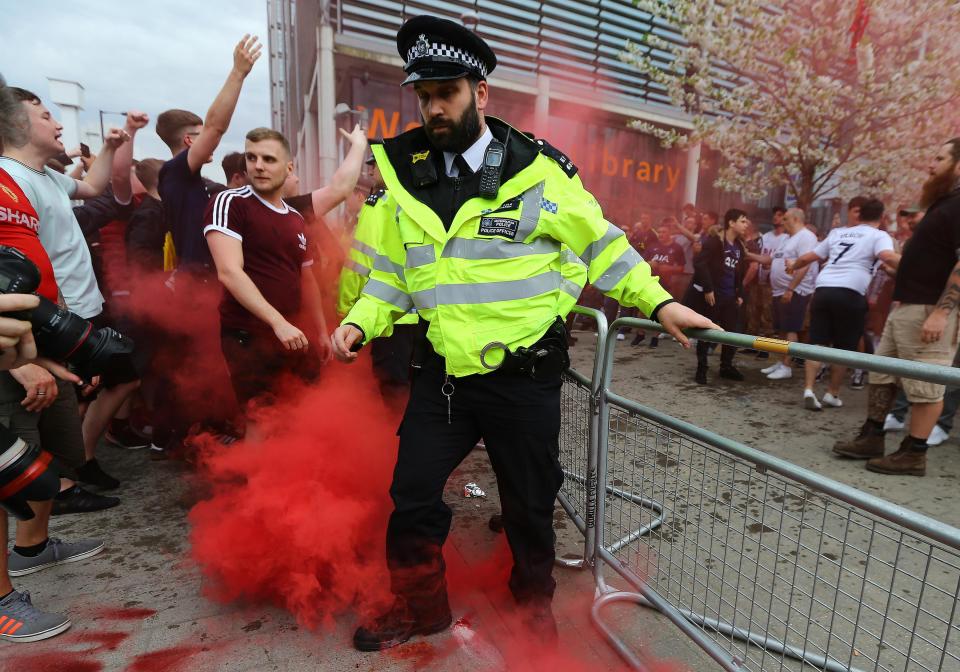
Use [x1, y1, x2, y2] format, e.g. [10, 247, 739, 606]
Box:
[479, 217, 519, 240]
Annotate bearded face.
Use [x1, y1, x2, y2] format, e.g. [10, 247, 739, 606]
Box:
[921, 142, 960, 208]
[416, 78, 484, 155]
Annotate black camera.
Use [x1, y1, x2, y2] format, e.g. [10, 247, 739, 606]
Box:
[0, 245, 134, 382]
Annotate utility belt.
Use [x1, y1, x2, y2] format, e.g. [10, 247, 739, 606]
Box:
[410, 317, 570, 381]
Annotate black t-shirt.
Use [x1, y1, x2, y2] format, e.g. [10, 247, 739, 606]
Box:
[158, 150, 224, 271]
[894, 189, 960, 304]
[126, 195, 166, 274]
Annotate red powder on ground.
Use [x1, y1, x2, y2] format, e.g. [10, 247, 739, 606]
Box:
[72, 630, 131, 652]
[387, 640, 438, 669]
[123, 644, 207, 672]
[93, 607, 158, 621]
[188, 359, 398, 628]
[1, 652, 103, 672]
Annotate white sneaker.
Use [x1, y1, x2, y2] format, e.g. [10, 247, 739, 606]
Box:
[767, 363, 793, 380]
[822, 392, 843, 408]
[804, 389, 822, 411]
[928, 424, 950, 447]
[616, 333, 625, 341]
[761, 362, 781, 375]
[883, 414, 906, 432]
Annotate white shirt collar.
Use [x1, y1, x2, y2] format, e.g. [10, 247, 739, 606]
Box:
[443, 126, 493, 177]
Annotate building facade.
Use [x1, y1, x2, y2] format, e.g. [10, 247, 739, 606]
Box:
[267, 0, 767, 227]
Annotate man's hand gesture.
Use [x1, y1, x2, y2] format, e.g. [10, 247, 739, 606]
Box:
[102, 128, 130, 150]
[233, 34, 263, 77]
[124, 111, 150, 132]
[339, 124, 368, 150]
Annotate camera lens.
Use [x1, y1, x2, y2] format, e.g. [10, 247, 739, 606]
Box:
[23, 295, 134, 381]
[0, 246, 135, 379]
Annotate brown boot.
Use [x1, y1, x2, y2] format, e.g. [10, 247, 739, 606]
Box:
[833, 422, 885, 459]
[865, 437, 927, 476]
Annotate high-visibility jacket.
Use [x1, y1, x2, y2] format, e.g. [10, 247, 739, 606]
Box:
[337, 189, 420, 329]
[342, 118, 672, 377]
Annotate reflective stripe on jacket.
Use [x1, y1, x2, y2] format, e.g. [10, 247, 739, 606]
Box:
[342, 123, 671, 377]
[337, 191, 419, 329]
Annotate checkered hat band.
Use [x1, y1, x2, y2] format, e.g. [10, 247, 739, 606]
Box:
[407, 41, 488, 77]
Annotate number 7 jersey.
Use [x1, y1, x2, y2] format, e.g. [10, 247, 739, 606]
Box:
[813, 224, 893, 296]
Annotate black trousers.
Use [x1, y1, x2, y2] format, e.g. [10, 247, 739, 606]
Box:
[220, 327, 321, 408]
[387, 353, 564, 605]
[686, 290, 740, 369]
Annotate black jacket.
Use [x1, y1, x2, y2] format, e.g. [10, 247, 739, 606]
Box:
[692, 233, 747, 299]
[125, 195, 166, 274]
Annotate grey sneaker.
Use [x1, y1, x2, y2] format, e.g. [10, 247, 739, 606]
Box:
[7, 538, 105, 577]
[0, 590, 71, 642]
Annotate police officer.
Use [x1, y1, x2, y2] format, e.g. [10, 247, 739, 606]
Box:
[331, 15, 716, 652]
[337, 157, 420, 406]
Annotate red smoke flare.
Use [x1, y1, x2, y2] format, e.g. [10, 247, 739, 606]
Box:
[187, 356, 398, 628]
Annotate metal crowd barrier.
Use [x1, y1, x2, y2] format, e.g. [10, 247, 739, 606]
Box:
[557, 306, 607, 570]
[556, 314, 960, 672]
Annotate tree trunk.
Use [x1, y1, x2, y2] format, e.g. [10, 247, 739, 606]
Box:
[796, 166, 816, 214]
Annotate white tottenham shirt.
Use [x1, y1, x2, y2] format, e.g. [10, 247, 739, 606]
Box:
[759, 229, 788, 284]
[813, 225, 894, 296]
[770, 228, 819, 296]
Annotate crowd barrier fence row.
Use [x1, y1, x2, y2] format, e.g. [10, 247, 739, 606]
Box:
[558, 308, 960, 672]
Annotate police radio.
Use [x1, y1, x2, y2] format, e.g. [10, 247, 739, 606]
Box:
[479, 128, 510, 199]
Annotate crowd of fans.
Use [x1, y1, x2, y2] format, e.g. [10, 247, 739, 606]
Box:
[0, 36, 369, 643]
[595, 167, 959, 479]
[0, 29, 957, 646]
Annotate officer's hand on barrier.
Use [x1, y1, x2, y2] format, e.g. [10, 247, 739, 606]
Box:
[657, 302, 722, 349]
[331, 325, 363, 363]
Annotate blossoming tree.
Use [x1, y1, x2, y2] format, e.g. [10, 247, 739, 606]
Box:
[624, 0, 960, 211]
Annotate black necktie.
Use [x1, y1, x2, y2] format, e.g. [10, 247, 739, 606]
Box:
[453, 154, 473, 177]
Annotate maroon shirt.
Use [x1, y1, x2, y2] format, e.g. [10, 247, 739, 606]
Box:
[203, 186, 313, 333]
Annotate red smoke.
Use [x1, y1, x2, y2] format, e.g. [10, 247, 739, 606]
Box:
[184, 362, 683, 669]
[187, 356, 398, 627]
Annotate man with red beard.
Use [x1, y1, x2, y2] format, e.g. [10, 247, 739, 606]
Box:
[833, 139, 960, 476]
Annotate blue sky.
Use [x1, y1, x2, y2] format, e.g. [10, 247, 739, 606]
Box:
[3, 0, 272, 179]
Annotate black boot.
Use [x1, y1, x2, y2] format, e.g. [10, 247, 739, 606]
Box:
[719, 366, 745, 381]
[353, 592, 452, 651]
[695, 365, 707, 385]
[521, 600, 559, 646]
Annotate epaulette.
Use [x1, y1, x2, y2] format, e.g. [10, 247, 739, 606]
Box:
[365, 189, 386, 206]
[535, 139, 578, 179]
